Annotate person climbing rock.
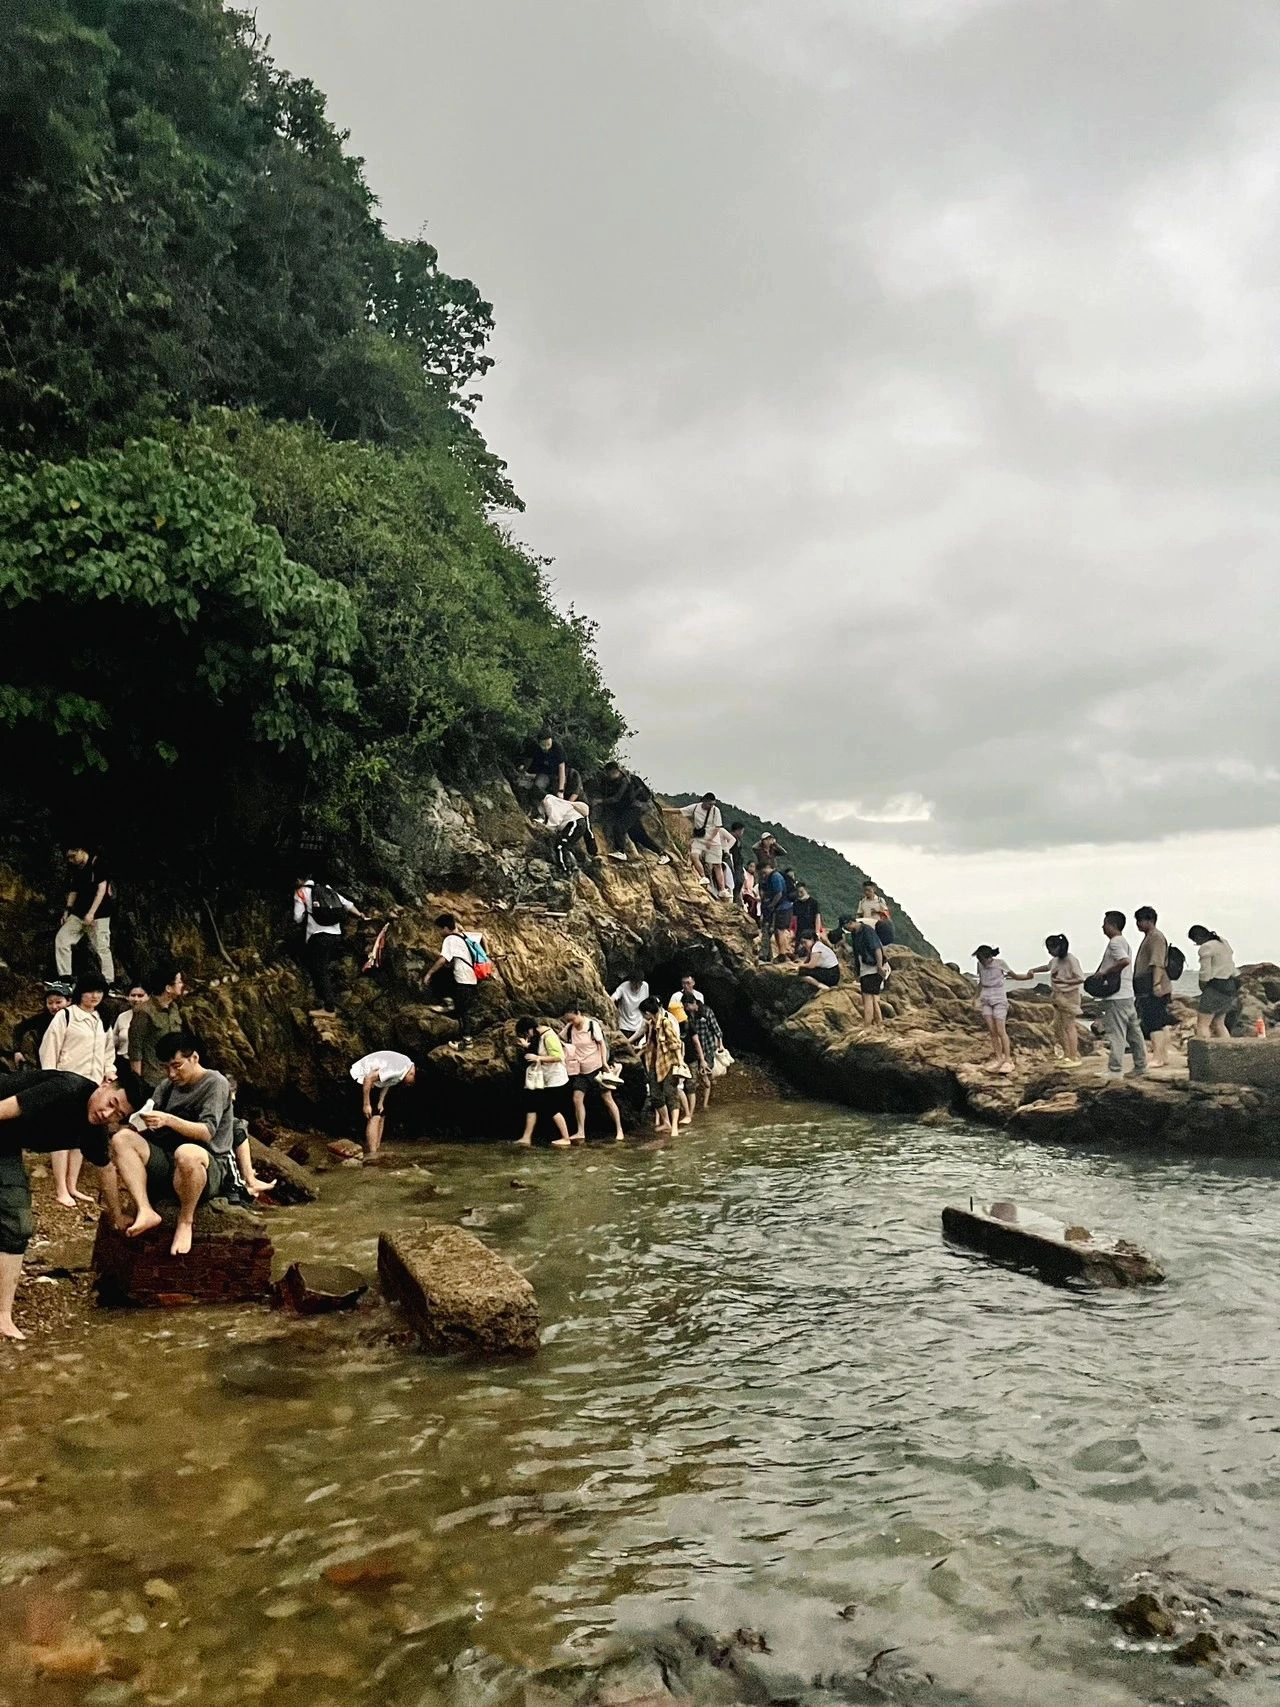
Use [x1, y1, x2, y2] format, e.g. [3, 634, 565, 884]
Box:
[54, 845, 115, 984]
[423, 914, 486, 1045]
[294, 875, 365, 1016]
[596, 762, 671, 863]
[797, 932, 841, 995]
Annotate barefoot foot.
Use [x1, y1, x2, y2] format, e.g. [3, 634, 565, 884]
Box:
[550, 1137, 572, 1148]
[170, 1221, 194, 1257]
[70, 1190, 95, 1204]
[54, 1193, 78, 1209]
[512, 1137, 533, 1147]
[0, 1318, 26, 1342]
[126, 1207, 163, 1239]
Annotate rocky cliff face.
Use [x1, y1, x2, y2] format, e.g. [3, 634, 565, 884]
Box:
[0, 778, 1048, 1138]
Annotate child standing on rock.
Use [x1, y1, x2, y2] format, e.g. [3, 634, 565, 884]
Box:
[972, 946, 1032, 1075]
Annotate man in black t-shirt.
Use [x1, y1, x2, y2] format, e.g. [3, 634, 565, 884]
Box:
[54, 845, 115, 984]
[0, 1068, 144, 1340]
[519, 730, 567, 800]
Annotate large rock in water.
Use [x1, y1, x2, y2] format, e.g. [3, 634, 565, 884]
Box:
[247, 1135, 319, 1204]
[93, 1203, 274, 1306]
[378, 1225, 539, 1356]
[1009, 1074, 1280, 1155]
[942, 1203, 1164, 1288]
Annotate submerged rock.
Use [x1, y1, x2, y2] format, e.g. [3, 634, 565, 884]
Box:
[1113, 1592, 1176, 1639]
[247, 1137, 319, 1204]
[274, 1260, 368, 1314]
[377, 1224, 539, 1356]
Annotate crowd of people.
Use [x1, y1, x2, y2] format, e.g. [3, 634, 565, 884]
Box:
[968, 908, 1237, 1077]
[0, 789, 1253, 1341]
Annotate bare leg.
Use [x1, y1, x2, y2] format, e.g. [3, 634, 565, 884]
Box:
[550, 1108, 573, 1147]
[669, 1095, 682, 1137]
[51, 1150, 76, 1209]
[514, 1111, 536, 1147]
[872, 996, 884, 1028]
[601, 1089, 625, 1142]
[995, 1017, 1014, 1071]
[863, 993, 874, 1025]
[110, 1131, 163, 1238]
[169, 1146, 210, 1256]
[572, 1089, 587, 1144]
[678, 1085, 693, 1124]
[67, 1150, 92, 1202]
[1211, 1014, 1230, 1039]
[0, 1253, 25, 1340]
[1195, 1012, 1211, 1040]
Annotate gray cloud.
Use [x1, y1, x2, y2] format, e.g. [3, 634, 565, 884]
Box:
[258, 0, 1280, 853]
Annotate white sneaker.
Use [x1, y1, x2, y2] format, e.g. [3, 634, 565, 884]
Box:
[609, 851, 629, 863]
[657, 854, 671, 865]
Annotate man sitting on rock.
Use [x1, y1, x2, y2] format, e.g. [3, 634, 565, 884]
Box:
[110, 1031, 237, 1257]
[0, 1067, 145, 1340]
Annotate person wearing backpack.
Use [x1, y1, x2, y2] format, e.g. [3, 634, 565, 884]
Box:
[424, 913, 490, 1046]
[293, 875, 365, 1016]
[561, 1002, 625, 1143]
[1133, 906, 1180, 1068]
[596, 762, 671, 865]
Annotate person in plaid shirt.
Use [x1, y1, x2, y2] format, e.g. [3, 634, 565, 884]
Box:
[684, 997, 724, 1112]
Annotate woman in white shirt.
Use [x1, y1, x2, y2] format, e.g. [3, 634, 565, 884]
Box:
[1024, 934, 1085, 1065]
[39, 971, 111, 1206]
[1188, 926, 1238, 1040]
[797, 932, 841, 995]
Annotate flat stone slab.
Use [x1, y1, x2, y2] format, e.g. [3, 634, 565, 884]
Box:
[942, 1203, 1164, 1289]
[378, 1224, 540, 1356]
[1188, 1036, 1280, 1089]
[93, 1203, 274, 1306]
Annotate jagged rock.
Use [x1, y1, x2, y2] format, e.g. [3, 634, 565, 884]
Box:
[942, 1203, 1164, 1288]
[247, 1136, 319, 1204]
[327, 1139, 363, 1161]
[1009, 1075, 1280, 1155]
[1175, 1632, 1225, 1668]
[274, 1260, 367, 1314]
[1114, 1592, 1176, 1639]
[377, 1224, 539, 1356]
[93, 1203, 273, 1306]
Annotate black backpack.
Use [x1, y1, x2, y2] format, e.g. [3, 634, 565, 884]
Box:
[1166, 943, 1186, 982]
[308, 882, 345, 927]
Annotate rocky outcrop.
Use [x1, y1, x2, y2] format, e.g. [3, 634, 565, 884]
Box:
[377, 1224, 540, 1356]
[1009, 1074, 1280, 1154]
[93, 1203, 273, 1306]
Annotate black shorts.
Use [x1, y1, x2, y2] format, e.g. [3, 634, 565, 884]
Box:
[526, 1083, 571, 1118]
[808, 965, 840, 988]
[859, 972, 884, 996]
[0, 1152, 33, 1256]
[144, 1140, 230, 1205]
[1136, 992, 1173, 1037]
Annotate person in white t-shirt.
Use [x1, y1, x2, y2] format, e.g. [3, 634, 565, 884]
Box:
[681, 795, 728, 896]
[611, 975, 649, 1039]
[797, 932, 841, 995]
[667, 974, 706, 1022]
[1094, 911, 1146, 1077]
[541, 788, 596, 873]
[349, 1050, 416, 1155]
[423, 912, 483, 1047]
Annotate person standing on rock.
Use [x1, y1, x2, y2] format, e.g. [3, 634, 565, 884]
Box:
[1024, 935, 1084, 1065]
[596, 763, 671, 865]
[611, 973, 650, 1041]
[857, 926, 890, 1030]
[0, 1068, 143, 1340]
[111, 1031, 238, 1255]
[793, 883, 823, 943]
[857, 882, 894, 946]
[39, 971, 112, 1207]
[54, 845, 115, 985]
[348, 1048, 418, 1155]
[129, 963, 185, 1090]
[638, 997, 685, 1136]
[757, 863, 786, 963]
[513, 1018, 573, 1148]
[561, 1003, 625, 1143]
[741, 861, 760, 921]
[1093, 912, 1147, 1078]
[972, 946, 1027, 1071]
[1188, 926, 1239, 1041]
[294, 875, 366, 1016]
[681, 794, 727, 896]
[727, 823, 747, 901]
[1133, 907, 1176, 1068]
[753, 831, 786, 871]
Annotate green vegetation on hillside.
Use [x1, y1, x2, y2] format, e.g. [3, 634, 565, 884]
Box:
[0, 0, 622, 880]
[669, 795, 938, 958]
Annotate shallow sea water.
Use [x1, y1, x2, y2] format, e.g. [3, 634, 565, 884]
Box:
[3, 1104, 1280, 1706]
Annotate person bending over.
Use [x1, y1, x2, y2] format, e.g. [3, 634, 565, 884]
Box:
[349, 1050, 417, 1155]
[110, 1031, 236, 1256]
[0, 1068, 142, 1340]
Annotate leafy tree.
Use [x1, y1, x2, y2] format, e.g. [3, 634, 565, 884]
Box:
[0, 433, 356, 863]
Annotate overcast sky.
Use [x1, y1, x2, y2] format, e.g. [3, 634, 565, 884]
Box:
[257, 0, 1280, 964]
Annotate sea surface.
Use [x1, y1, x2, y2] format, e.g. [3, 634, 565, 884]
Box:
[3, 1105, 1280, 1705]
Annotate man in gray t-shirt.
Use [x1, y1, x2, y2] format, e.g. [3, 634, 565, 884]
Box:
[108, 1030, 236, 1257]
